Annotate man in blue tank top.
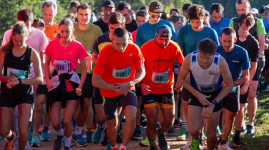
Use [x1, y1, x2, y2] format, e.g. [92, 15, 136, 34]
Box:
[177, 39, 233, 150]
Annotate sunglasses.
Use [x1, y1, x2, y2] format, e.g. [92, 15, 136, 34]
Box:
[150, 14, 161, 18]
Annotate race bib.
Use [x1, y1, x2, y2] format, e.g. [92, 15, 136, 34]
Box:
[112, 67, 131, 79]
[152, 71, 169, 83]
[7, 67, 28, 79]
[54, 60, 71, 74]
[197, 83, 217, 92]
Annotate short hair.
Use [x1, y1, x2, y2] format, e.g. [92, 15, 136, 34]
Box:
[238, 13, 255, 27]
[170, 8, 179, 15]
[221, 27, 236, 37]
[260, 5, 265, 14]
[69, 1, 80, 9]
[139, 5, 149, 12]
[236, 0, 250, 7]
[108, 12, 126, 26]
[210, 3, 224, 14]
[183, 3, 192, 11]
[187, 4, 205, 20]
[168, 15, 186, 25]
[41, 0, 57, 14]
[198, 38, 218, 55]
[32, 18, 45, 29]
[161, 12, 168, 20]
[113, 27, 128, 38]
[117, 1, 131, 11]
[77, 3, 91, 12]
[136, 10, 147, 17]
[17, 9, 33, 22]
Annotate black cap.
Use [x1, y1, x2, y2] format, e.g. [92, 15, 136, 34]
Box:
[149, 1, 164, 13]
[102, 0, 115, 8]
[156, 25, 172, 37]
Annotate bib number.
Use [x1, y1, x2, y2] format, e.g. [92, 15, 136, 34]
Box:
[197, 83, 217, 92]
[112, 67, 131, 79]
[54, 60, 71, 74]
[7, 67, 28, 79]
[152, 71, 169, 83]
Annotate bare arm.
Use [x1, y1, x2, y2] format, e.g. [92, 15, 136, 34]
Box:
[233, 69, 249, 86]
[92, 52, 98, 64]
[92, 73, 115, 90]
[44, 54, 53, 89]
[258, 35, 265, 55]
[78, 58, 87, 89]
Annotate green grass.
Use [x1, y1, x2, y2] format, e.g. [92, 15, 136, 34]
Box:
[236, 91, 269, 150]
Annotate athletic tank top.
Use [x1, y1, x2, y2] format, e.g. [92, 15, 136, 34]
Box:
[1, 45, 33, 95]
[190, 51, 222, 93]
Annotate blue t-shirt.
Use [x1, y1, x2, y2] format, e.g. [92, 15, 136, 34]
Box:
[263, 18, 269, 34]
[210, 17, 231, 38]
[217, 44, 250, 81]
[177, 24, 219, 56]
[135, 19, 177, 47]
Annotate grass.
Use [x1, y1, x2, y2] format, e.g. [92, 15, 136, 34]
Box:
[236, 91, 269, 150]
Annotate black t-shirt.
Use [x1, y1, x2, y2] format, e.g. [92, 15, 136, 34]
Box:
[235, 33, 259, 62]
[93, 18, 109, 33]
[125, 20, 137, 33]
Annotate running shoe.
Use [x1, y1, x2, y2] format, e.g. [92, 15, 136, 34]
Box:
[100, 134, 108, 146]
[150, 146, 158, 150]
[41, 128, 50, 141]
[218, 142, 233, 150]
[190, 138, 200, 150]
[116, 134, 122, 143]
[31, 135, 41, 147]
[168, 126, 175, 133]
[93, 126, 106, 144]
[246, 125, 255, 138]
[132, 126, 143, 140]
[157, 129, 168, 150]
[73, 134, 87, 146]
[64, 146, 71, 150]
[139, 137, 150, 147]
[177, 128, 187, 141]
[180, 136, 192, 150]
[232, 137, 246, 148]
[86, 131, 93, 142]
[28, 129, 33, 142]
[53, 135, 63, 150]
[4, 131, 16, 150]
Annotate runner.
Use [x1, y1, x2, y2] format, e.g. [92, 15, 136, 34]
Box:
[44, 18, 88, 150]
[217, 27, 250, 149]
[0, 21, 43, 150]
[140, 25, 184, 150]
[117, 1, 137, 32]
[178, 38, 233, 150]
[92, 27, 145, 150]
[72, 3, 102, 145]
[42, 0, 58, 40]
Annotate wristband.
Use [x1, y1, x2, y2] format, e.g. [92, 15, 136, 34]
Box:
[18, 78, 22, 85]
[211, 100, 218, 105]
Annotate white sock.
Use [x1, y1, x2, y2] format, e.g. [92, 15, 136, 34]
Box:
[64, 136, 72, 147]
[56, 128, 64, 136]
[248, 122, 254, 126]
[120, 144, 127, 150]
[111, 144, 118, 149]
[75, 126, 83, 135]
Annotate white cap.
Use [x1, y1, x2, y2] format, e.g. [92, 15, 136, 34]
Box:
[250, 8, 258, 14]
[264, 5, 269, 9]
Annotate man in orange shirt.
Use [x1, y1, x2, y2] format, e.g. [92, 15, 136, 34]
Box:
[92, 27, 145, 150]
[140, 25, 184, 150]
[42, 0, 58, 40]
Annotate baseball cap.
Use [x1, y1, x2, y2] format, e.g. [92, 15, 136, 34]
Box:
[149, 1, 164, 13]
[156, 25, 172, 37]
[250, 8, 258, 14]
[102, 0, 115, 8]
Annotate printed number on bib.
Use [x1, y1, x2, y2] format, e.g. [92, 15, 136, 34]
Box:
[54, 60, 71, 74]
[7, 67, 28, 79]
[197, 83, 218, 92]
[152, 71, 169, 83]
[112, 67, 131, 79]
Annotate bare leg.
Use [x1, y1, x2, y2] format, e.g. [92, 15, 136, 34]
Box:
[121, 106, 137, 146]
[18, 104, 32, 150]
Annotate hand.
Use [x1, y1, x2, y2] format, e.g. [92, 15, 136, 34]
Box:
[240, 84, 249, 95]
[140, 82, 151, 96]
[202, 105, 215, 118]
[174, 80, 182, 94]
[76, 88, 82, 96]
[114, 82, 132, 95]
[8, 75, 18, 82]
[6, 80, 19, 89]
[46, 79, 53, 90]
[197, 93, 212, 106]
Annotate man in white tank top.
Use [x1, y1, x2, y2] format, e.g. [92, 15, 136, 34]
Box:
[177, 39, 233, 150]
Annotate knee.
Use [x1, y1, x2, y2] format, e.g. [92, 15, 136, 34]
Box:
[34, 105, 43, 113]
[189, 130, 199, 137]
[1, 130, 10, 137]
[63, 118, 72, 127]
[147, 117, 158, 128]
[164, 115, 175, 127]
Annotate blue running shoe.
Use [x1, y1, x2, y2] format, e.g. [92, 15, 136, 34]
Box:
[41, 128, 50, 141]
[93, 126, 106, 144]
[31, 135, 40, 147]
[73, 134, 87, 146]
[86, 131, 93, 142]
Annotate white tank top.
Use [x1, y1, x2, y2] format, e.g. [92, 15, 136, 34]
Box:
[190, 51, 222, 92]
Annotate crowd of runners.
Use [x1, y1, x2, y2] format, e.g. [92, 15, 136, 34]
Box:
[0, 0, 269, 150]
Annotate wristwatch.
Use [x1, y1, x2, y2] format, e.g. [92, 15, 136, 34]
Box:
[211, 100, 218, 105]
[18, 78, 22, 85]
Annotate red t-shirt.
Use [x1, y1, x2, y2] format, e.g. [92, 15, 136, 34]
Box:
[94, 43, 144, 97]
[141, 39, 184, 94]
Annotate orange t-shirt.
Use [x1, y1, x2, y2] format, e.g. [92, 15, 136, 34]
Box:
[44, 23, 58, 40]
[93, 43, 144, 97]
[141, 39, 184, 94]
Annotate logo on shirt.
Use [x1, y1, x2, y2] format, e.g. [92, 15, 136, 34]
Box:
[129, 53, 133, 57]
[209, 71, 217, 75]
[232, 60, 239, 63]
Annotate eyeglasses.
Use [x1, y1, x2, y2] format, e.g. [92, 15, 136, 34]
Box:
[150, 14, 161, 18]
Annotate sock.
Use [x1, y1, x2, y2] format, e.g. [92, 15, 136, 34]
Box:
[56, 128, 64, 136]
[64, 136, 72, 147]
[43, 126, 48, 131]
[248, 122, 254, 126]
[234, 130, 241, 139]
[75, 126, 83, 135]
[158, 128, 165, 135]
[111, 144, 118, 150]
[220, 139, 227, 145]
[120, 144, 127, 150]
[149, 139, 156, 147]
[182, 121, 188, 130]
